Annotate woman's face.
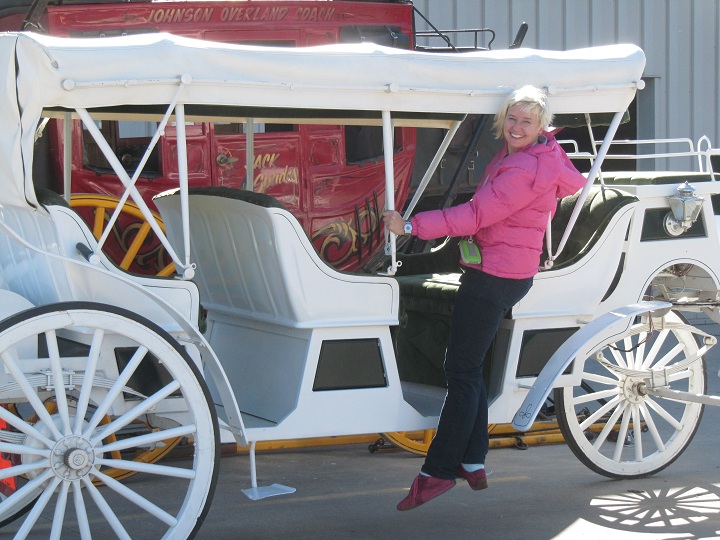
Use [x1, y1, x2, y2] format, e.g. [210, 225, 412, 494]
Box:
[503, 103, 544, 154]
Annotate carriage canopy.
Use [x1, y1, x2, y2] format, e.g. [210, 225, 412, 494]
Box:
[0, 31, 645, 208]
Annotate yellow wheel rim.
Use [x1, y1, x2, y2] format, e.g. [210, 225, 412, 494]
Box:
[70, 194, 175, 276]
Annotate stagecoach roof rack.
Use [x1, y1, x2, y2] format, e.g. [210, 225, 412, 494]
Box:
[415, 28, 496, 53]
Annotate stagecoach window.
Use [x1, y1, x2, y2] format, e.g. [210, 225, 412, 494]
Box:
[213, 122, 296, 135]
[345, 126, 401, 165]
[82, 120, 161, 176]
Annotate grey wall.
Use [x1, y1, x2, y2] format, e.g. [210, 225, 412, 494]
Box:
[413, 0, 720, 172]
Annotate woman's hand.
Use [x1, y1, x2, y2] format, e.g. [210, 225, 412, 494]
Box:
[383, 210, 407, 236]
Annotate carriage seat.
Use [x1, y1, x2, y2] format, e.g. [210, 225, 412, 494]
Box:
[154, 187, 399, 329]
[154, 187, 400, 427]
[391, 184, 637, 387]
[598, 171, 720, 185]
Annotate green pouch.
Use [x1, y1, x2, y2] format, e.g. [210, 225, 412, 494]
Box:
[459, 238, 482, 264]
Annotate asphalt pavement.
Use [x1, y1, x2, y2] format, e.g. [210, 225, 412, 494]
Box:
[193, 349, 720, 540]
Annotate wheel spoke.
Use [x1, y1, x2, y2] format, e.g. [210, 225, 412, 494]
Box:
[92, 207, 107, 238]
[632, 331, 648, 369]
[639, 402, 665, 452]
[0, 469, 53, 520]
[49, 481, 71, 540]
[90, 469, 178, 527]
[0, 351, 63, 441]
[0, 406, 54, 449]
[74, 328, 105, 434]
[583, 371, 621, 386]
[609, 346, 629, 369]
[120, 222, 152, 270]
[579, 395, 621, 432]
[46, 330, 72, 437]
[0, 459, 49, 482]
[91, 380, 180, 445]
[16, 476, 62, 538]
[644, 397, 683, 431]
[0, 441, 50, 459]
[571, 387, 619, 405]
[592, 400, 625, 449]
[95, 458, 195, 479]
[622, 335, 635, 367]
[612, 405, 632, 461]
[83, 345, 148, 437]
[73, 480, 92, 540]
[632, 404, 643, 461]
[98, 423, 195, 454]
[81, 476, 132, 540]
[651, 342, 684, 370]
[640, 328, 669, 370]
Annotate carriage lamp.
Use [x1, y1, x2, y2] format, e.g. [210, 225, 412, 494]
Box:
[664, 182, 704, 236]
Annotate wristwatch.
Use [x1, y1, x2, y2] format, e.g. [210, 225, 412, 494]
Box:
[403, 220, 413, 235]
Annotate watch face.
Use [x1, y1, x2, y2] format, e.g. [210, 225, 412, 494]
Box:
[404, 221, 412, 234]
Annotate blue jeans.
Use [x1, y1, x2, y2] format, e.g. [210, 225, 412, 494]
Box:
[422, 268, 533, 479]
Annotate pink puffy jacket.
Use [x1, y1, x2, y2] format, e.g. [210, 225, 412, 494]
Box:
[410, 132, 586, 279]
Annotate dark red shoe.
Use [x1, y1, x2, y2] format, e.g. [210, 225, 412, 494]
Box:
[397, 474, 456, 511]
[455, 466, 488, 490]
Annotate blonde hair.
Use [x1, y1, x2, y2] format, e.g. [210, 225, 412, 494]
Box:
[492, 85, 553, 139]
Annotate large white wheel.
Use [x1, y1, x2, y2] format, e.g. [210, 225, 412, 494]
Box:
[0, 302, 219, 538]
[556, 311, 705, 479]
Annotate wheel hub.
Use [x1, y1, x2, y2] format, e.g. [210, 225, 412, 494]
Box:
[621, 376, 647, 404]
[51, 436, 96, 480]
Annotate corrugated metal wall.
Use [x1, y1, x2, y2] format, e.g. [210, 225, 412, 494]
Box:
[412, 0, 720, 171]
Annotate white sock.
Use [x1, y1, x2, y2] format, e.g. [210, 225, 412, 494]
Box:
[461, 463, 484, 472]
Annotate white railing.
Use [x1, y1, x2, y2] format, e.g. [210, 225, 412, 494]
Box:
[560, 136, 719, 176]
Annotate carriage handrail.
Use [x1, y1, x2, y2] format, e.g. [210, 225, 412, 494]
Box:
[570, 137, 718, 174]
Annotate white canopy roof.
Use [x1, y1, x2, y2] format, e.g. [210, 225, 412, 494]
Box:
[0, 31, 646, 207]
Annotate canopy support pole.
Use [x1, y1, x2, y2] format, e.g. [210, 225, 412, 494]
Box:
[402, 119, 463, 218]
[382, 110, 399, 275]
[62, 112, 72, 203]
[174, 103, 193, 275]
[551, 110, 625, 262]
[245, 119, 254, 191]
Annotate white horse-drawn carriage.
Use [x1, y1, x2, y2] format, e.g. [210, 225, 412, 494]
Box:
[0, 30, 718, 538]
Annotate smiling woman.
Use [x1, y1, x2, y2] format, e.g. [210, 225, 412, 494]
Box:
[497, 86, 549, 155]
[386, 85, 588, 511]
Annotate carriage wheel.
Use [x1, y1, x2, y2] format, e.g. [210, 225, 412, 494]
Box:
[555, 311, 705, 479]
[12, 397, 183, 483]
[380, 429, 435, 455]
[381, 423, 515, 455]
[70, 194, 176, 276]
[0, 302, 218, 538]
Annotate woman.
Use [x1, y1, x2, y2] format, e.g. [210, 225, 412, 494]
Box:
[383, 85, 586, 511]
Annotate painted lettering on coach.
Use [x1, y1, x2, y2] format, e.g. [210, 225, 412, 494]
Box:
[245, 152, 299, 192]
[147, 6, 336, 25]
